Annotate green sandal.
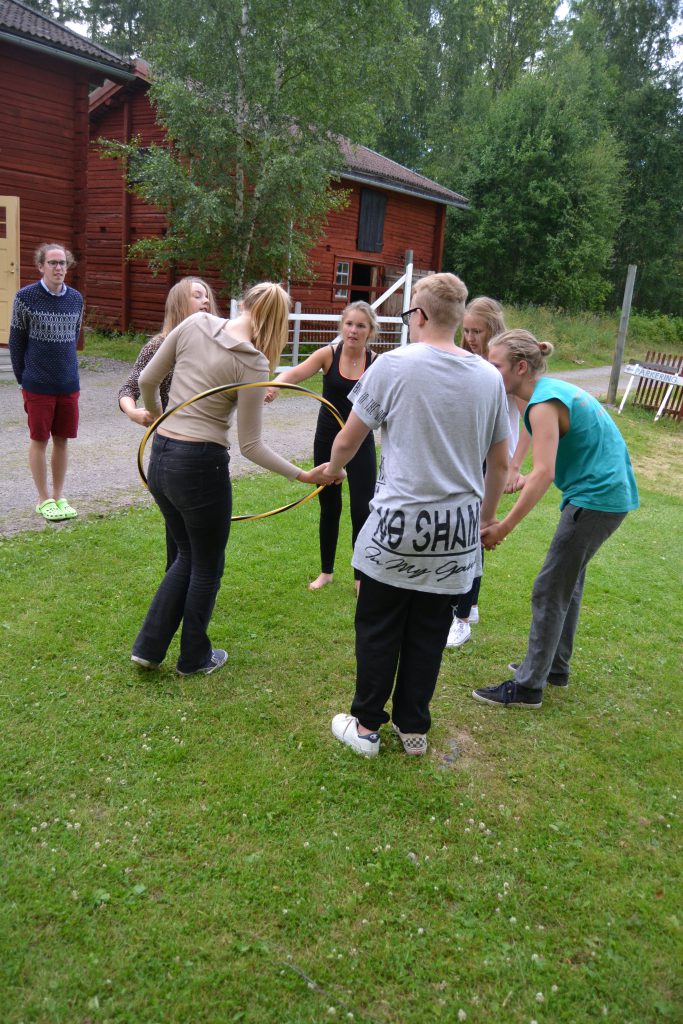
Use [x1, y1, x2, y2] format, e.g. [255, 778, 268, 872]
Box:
[55, 498, 78, 519]
[36, 499, 67, 522]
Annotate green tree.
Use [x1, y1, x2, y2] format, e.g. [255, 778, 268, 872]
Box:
[101, 0, 413, 295]
[24, 0, 158, 54]
[570, 0, 683, 313]
[444, 45, 625, 309]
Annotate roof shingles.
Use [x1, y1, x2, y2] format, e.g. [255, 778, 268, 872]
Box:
[0, 0, 131, 71]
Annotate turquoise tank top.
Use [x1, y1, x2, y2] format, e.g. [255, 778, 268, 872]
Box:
[524, 378, 639, 512]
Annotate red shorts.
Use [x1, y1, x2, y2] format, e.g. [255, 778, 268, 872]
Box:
[22, 390, 80, 442]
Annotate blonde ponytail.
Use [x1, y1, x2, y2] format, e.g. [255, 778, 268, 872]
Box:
[242, 283, 291, 371]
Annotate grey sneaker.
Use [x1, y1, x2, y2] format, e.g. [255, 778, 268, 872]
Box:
[177, 649, 228, 676]
[472, 680, 542, 709]
[508, 662, 569, 687]
[331, 714, 380, 758]
[131, 654, 160, 670]
[392, 722, 428, 756]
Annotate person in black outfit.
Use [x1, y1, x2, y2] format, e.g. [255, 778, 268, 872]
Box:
[267, 301, 379, 593]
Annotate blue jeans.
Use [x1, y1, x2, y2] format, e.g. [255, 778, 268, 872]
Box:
[133, 435, 232, 672]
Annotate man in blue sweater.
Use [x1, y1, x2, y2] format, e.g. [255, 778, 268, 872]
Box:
[9, 243, 84, 522]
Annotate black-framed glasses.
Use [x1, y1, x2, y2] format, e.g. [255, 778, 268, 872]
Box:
[400, 307, 429, 326]
[46, 260, 67, 268]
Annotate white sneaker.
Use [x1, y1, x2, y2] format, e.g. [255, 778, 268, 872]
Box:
[446, 618, 471, 648]
[331, 714, 380, 758]
[468, 605, 479, 624]
[131, 654, 160, 669]
[392, 723, 428, 756]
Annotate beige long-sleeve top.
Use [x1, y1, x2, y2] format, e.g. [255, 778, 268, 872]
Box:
[138, 311, 300, 480]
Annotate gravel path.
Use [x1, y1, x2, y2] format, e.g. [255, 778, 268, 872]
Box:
[0, 357, 616, 538]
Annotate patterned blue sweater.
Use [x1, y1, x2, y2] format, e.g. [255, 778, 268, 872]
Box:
[9, 282, 83, 395]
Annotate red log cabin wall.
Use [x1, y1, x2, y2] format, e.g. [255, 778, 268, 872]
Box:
[293, 182, 445, 309]
[87, 88, 446, 332]
[87, 87, 172, 331]
[0, 39, 91, 298]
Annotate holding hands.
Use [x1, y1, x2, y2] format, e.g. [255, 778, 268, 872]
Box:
[504, 470, 526, 493]
[297, 463, 346, 487]
[480, 519, 509, 551]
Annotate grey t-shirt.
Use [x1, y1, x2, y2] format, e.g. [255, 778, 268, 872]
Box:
[350, 343, 509, 594]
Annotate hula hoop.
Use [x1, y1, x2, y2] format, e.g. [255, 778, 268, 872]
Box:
[137, 382, 346, 523]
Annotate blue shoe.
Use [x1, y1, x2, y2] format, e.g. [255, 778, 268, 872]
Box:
[177, 649, 228, 676]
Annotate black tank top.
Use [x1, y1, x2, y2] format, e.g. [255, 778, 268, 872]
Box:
[317, 342, 373, 437]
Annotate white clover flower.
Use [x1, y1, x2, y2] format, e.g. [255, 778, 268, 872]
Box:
[458, 1009, 467, 1020]
[535, 992, 544, 1003]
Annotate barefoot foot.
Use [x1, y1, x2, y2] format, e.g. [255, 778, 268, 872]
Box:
[308, 573, 334, 591]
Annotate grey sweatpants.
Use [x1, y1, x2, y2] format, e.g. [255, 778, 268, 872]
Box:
[514, 503, 627, 691]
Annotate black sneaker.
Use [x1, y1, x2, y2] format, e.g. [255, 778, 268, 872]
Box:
[508, 662, 569, 687]
[177, 649, 228, 676]
[472, 680, 542, 708]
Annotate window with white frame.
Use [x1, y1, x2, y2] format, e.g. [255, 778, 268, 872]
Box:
[334, 260, 350, 299]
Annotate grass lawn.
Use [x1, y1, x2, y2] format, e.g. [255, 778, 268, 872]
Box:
[1, 409, 681, 1023]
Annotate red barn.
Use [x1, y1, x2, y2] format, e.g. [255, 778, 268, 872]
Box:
[86, 62, 467, 332]
[0, 0, 133, 371]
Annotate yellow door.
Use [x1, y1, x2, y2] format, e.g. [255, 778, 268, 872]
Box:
[0, 197, 20, 345]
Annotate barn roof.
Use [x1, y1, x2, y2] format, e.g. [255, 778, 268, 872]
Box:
[90, 59, 467, 208]
[338, 139, 467, 209]
[0, 0, 133, 77]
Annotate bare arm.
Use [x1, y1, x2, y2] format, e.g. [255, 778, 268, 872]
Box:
[480, 437, 509, 526]
[505, 399, 531, 492]
[324, 412, 372, 479]
[265, 346, 333, 402]
[481, 401, 559, 549]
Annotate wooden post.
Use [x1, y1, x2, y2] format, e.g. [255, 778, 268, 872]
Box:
[400, 249, 413, 346]
[607, 264, 637, 406]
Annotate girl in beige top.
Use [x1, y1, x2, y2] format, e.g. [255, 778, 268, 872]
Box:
[131, 282, 339, 676]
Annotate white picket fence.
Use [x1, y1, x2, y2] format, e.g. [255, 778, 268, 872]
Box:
[229, 250, 416, 369]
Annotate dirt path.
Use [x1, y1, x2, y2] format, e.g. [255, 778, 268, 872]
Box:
[0, 358, 616, 538]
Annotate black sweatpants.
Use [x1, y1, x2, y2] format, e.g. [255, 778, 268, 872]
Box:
[351, 573, 454, 734]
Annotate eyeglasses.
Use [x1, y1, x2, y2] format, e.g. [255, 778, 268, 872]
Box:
[46, 260, 67, 268]
[400, 307, 429, 326]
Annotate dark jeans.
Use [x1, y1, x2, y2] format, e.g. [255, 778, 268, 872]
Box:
[351, 573, 454, 734]
[454, 558, 482, 619]
[514, 503, 627, 691]
[133, 435, 232, 672]
[314, 433, 376, 579]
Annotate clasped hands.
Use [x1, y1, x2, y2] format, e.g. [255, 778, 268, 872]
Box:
[297, 463, 346, 487]
[480, 519, 509, 551]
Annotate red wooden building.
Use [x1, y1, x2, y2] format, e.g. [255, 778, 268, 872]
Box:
[86, 62, 467, 332]
[0, 0, 133, 365]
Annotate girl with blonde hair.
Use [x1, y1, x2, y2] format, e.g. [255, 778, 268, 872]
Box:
[118, 277, 219, 427]
[267, 301, 380, 593]
[130, 282, 338, 676]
